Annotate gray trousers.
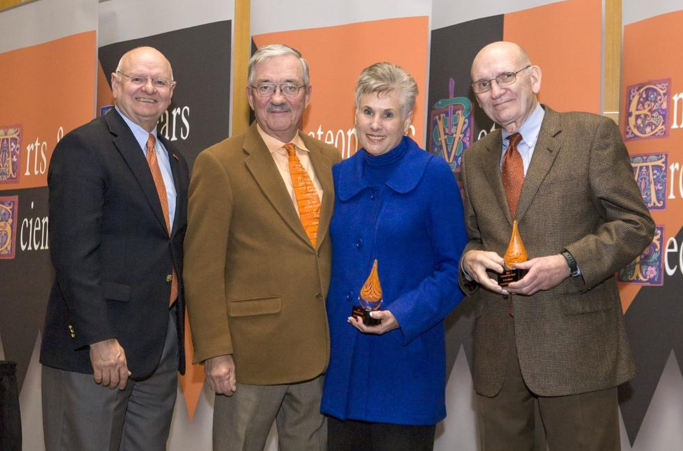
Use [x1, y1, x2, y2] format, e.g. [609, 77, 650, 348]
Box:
[213, 375, 327, 451]
[42, 307, 178, 451]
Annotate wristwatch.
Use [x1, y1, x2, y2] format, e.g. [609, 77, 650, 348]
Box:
[561, 249, 579, 277]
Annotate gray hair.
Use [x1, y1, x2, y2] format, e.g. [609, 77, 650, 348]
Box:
[248, 44, 310, 87]
[355, 62, 418, 118]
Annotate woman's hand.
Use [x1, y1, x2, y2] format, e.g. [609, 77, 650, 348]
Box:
[348, 310, 399, 334]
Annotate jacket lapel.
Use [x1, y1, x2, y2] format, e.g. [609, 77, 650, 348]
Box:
[516, 107, 563, 222]
[242, 124, 312, 247]
[303, 132, 334, 250]
[106, 111, 169, 233]
[481, 130, 513, 224]
[160, 135, 184, 236]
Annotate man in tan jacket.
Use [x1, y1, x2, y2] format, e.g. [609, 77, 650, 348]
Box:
[460, 41, 654, 451]
[184, 44, 340, 451]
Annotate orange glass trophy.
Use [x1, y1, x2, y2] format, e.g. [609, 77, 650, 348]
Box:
[352, 259, 383, 326]
[498, 220, 528, 286]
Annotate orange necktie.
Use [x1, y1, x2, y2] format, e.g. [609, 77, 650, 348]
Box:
[284, 143, 320, 247]
[501, 133, 524, 219]
[146, 134, 177, 306]
[502, 133, 524, 316]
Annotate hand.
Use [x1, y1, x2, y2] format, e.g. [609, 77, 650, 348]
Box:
[89, 338, 130, 390]
[347, 310, 399, 335]
[462, 250, 507, 294]
[204, 354, 237, 396]
[507, 254, 570, 296]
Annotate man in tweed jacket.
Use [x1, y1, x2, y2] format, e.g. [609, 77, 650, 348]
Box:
[460, 41, 654, 451]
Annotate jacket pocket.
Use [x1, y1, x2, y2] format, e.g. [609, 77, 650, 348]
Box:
[102, 281, 131, 302]
[229, 296, 281, 317]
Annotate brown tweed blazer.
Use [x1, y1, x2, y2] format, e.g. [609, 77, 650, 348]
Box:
[184, 122, 341, 385]
[459, 106, 655, 397]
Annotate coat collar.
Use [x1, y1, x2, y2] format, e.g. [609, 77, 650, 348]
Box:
[337, 137, 430, 201]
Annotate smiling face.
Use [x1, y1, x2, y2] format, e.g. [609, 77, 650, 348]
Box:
[111, 47, 175, 132]
[247, 54, 311, 143]
[355, 90, 412, 156]
[471, 42, 541, 133]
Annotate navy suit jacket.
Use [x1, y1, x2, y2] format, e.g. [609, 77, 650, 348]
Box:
[41, 109, 188, 379]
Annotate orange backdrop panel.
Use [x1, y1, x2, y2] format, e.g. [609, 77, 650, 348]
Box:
[504, 0, 602, 115]
[620, 10, 683, 310]
[254, 16, 429, 159]
[0, 31, 96, 190]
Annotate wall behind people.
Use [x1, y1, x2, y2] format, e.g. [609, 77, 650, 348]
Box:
[1, 0, 682, 450]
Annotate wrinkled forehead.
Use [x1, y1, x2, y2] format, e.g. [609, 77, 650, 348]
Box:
[471, 48, 523, 80]
[121, 51, 173, 78]
[252, 55, 304, 83]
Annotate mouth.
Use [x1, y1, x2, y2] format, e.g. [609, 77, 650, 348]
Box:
[365, 134, 386, 143]
[135, 97, 157, 104]
[267, 106, 291, 113]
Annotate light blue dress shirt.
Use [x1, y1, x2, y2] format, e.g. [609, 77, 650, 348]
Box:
[500, 103, 545, 175]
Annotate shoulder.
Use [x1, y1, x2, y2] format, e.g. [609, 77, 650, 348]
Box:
[196, 132, 248, 165]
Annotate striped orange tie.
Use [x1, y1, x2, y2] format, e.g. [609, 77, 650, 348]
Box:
[146, 134, 178, 306]
[284, 143, 320, 247]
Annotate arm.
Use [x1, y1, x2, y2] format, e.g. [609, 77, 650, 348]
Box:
[458, 147, 506, 295]
[381, 159, 468, 344]
[49, 132, 129, 388]
[509, 117, 654, 294]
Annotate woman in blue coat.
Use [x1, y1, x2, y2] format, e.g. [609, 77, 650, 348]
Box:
[321, 62, 467, 450]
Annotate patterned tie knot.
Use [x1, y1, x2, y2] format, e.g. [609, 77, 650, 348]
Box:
[284, 143, 296, 156]
[508, 132, 522, 148]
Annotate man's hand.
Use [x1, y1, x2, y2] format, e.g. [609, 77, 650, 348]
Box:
[204, 354, 237, 396]
[89, 338, 130, 390]
[348, 310, 399, 335]
[462, 250, 507, 294]
[507, 254, 570, 296]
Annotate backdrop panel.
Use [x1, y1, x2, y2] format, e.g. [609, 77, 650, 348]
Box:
[619, 8, 683, 450]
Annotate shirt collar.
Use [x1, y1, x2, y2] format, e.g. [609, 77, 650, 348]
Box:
[115, 106, 159, 152]
[501, 103, 545, 149]
[256, 123, 309, 154]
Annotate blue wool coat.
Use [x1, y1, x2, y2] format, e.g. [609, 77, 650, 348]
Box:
[321, 137, 467, 426]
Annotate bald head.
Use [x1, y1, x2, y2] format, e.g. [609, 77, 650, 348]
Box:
[470, 41, 541, 133]
[471, 42, 530, 80]
[116, 46, 173, 80]
[111, 46, 176, 132]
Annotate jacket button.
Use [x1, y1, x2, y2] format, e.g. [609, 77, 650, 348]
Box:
[166, 274, 173, 282]
[370, 193, 376, 200]
[317, 250, 322, 258]
[316, 293, 323, 301]
[346, 292, 353, 300]
[356, 239, 363, 249]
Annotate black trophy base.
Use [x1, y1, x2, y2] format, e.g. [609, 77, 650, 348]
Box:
[351, 306, 381, 326]
[498, 268, 528, 287]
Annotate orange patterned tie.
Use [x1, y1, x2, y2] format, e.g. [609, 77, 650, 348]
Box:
[284, 143, 320, 247]
[146, 134, 178, 306]
[501, 133, 524, 316]
[502, 133, 524, 219]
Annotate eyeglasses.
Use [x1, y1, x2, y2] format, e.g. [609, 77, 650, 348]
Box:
[471, 65, 531, 94]
[116, 71, 176, 90]
[250, 83, 305, 98]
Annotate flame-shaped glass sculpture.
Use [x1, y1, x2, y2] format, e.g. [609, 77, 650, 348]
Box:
[498, 220, 529, 286]
[352, 259, 383, 326]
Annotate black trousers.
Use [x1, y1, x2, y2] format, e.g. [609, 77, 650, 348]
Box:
[327, 416, 435, 451]
[0, 361, 22, 451]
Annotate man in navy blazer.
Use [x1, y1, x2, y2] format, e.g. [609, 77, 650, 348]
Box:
[40, 47, 188, 451]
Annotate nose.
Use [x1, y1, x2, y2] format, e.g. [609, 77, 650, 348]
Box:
[370, 115, 381, 130]
[142, 77, 156, 93]
[270, 85, 286, 102]
[489, 80, 505, 98]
